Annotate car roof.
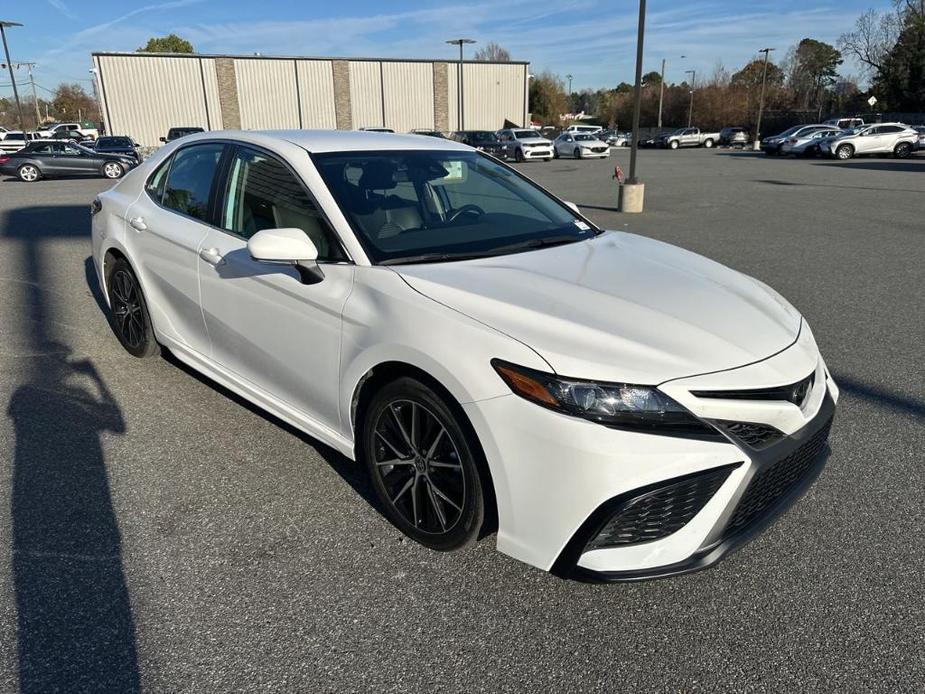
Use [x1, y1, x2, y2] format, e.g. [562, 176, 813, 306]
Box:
[174, 129, 472, 153]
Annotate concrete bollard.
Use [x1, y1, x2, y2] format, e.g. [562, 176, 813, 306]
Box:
[619, 183, 645, 213]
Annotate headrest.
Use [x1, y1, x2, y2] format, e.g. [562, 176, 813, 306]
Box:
[358, 160, 398, 190]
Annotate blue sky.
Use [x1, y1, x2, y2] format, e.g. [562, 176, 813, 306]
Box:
[1, 0, 893, 100]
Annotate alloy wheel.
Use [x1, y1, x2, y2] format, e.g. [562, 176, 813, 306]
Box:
[104, 162, 123, 179]
[19, 165, 38, 182]
[371, 399, 465, 535]
[110, 269, 146, 349]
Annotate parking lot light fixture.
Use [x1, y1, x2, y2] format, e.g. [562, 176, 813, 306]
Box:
[446, 38, 476, 130]
[753, 48, 775, 151]
[685, 69, 696, 128]
[0, 20, 26, 134]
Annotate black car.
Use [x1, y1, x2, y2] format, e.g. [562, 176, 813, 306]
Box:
[160, 126, 205, 143]
[452, 130, 507, 158]
[0, 140, 138, 182]
[94, 135, 140, 160]
[409, 129, 447, 139]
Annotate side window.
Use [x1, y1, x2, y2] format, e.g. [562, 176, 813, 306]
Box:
[145, 158, 171, 202]
[221, 146, 344, 261]
[31, 143, 53, 154]
[162, 143, 224, 222]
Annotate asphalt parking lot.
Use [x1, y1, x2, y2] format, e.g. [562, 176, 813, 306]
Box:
[0, 148, 923, 692]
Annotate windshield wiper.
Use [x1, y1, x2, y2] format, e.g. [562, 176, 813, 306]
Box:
[380, 234, 589, 266]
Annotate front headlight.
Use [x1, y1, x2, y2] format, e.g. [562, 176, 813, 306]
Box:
[492, 360, 720, 438]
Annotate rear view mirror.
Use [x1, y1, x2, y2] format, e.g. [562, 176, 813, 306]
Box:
[247, 227, 323, 284]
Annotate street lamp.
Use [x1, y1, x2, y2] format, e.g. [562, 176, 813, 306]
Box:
[623, 0, 646, 213]
[753, 47, 775, 150]
[446, 38, 475, 131]
[566, 73, 573, 94]
[684, 68, 696, 127]
[0, 20, 26, 133]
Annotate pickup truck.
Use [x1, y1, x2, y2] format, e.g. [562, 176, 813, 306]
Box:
[35, 122, 99, 141]
[662, 127, 720, 149]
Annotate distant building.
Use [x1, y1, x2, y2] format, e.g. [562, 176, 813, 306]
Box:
[91, 52, 530, 146]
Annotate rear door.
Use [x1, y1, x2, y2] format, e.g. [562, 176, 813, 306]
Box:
[123, 142, 226, 355]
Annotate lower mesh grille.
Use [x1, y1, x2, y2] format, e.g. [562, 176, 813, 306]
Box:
[724, 416, 833, 537]
[717, 420, 784, 449]
[586, 465, 738, 550]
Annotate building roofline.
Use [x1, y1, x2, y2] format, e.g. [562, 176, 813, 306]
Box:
[91, 51, 530, 66]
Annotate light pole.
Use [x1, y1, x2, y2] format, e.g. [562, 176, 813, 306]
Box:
[0, 20, 26, 133]
[753, 47, 774, 150]
[446, 38, 475, 131]
[622, 0, 646, 213]
[566, 73, 573, 94]
[656, 58, 665, 128]
[684, 69, 696, 127]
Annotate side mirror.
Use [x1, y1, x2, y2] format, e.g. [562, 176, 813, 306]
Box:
[159, 137, 167, 143]
[247, 227, 323, 284]
[563, 201, 580, 214]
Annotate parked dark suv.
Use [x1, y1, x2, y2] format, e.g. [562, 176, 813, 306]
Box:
[160, 127, 205, 143]
[452, 130, 507, 158]
[93, 136, 140, 161]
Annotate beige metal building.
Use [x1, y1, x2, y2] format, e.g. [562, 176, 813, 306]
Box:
[91, 52, 530, 147]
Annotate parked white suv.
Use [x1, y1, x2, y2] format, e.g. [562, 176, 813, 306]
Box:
[563, 124, 603, 135]
[825, 123, 918, 160]
[497, 128, 553, 162]
[36, 122, 99, 141]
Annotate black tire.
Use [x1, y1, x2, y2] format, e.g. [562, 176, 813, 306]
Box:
[514, 148, 525, 162]
[574, 147, 582, 159]
[362, 377, 484, 551]
[17, 164, 40, 182]
[836, 144, 854, 160]
[106, 257, 159, 358]
[703, 138, 714, 148]
[101, 161, 125, 179]
[553, 148, 559, 159]
[669, 140, 679, 150]
[894, 142, 912, 159]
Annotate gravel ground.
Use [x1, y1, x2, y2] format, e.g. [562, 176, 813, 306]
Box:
[0, 148, 923, 693]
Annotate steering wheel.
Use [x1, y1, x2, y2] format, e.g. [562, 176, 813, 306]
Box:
[447, 204, 486, 224]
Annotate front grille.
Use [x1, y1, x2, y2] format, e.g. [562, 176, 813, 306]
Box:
[586, 464, 738, 550]
[692, 372, 815, 407]
[591, 146, 608, 153]
[723, 416, 833, 538]
[715, 420, 784, 449]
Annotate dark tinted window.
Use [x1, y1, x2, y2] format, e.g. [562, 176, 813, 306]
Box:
[162, 143, 224, 221]
[5, 133, 24, 141]
[879, 125, 903, 133]
[98, 137, 133, 148]
[221, 146, 344, 260]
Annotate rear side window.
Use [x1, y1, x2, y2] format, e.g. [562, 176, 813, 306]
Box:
[161, 144, 224, 222]
[30, 143, 54, 153]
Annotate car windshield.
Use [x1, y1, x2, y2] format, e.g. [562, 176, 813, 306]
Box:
[100, 137, 132, 147]
[514, 130, 540, 139]
[313, 150, 598, 265]
[575, 134, 598, 141]
[469, 132, 494, 142]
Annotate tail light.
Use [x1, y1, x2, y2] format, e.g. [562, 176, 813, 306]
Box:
[0, 155, 9, 165]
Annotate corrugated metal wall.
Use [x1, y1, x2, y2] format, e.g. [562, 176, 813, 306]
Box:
[94, 53, 528, 146]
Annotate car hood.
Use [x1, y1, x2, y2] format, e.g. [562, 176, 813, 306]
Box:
[520, 138, 552, 145]
[395, 232, 801, 384]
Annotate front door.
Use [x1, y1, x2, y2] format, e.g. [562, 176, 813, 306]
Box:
[197, 145, 354, 433]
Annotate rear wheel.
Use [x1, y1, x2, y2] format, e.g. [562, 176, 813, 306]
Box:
[102, 161, 124, 179]
[894, 142, 912, 159]
[18, 164, 40, 182]
[836, 144, 854, 160]
[106, 258, 159, 357]
[703, 138, 714, 148]
[362, 377, 484, 551]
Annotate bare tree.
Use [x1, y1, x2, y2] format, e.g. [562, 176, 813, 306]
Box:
[473, 41, 512, 62]
[837, 9, 898, 75]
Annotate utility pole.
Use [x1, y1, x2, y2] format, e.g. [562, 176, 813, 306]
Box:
[656, 58, 665, 128]
[566, 73, 573, 94]
[446, 38, 475, 131]
[622, 0, 646, 213]
[685, 69, 696, 127]
[753, 47, 774, 150]
[0, 20, 26, 133]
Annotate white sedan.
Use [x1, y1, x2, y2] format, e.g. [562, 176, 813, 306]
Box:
[92, 130, 838, 581]
[554, 132, 611, 159]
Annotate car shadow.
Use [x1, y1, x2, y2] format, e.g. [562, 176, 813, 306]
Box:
[810, 159, 925, 173]
[831, 373, 925, 420]
[2, 205, 140, 693]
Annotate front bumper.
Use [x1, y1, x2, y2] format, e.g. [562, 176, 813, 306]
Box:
[521, 147, 553, 159]
[463, 323, 838, 579]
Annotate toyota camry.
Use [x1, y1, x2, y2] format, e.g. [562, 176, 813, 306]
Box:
[91, 130, 838, 581]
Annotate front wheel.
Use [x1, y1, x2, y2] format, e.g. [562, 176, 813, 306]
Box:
[106, 258, 159, 357]
[18, 164, 40, 182]
[702, 138, 714, 148]
[894, 142, 912, 159]
[102, 161, 125, 179]
[514, 148, 525, 163]
[574, 147, 582, 159]
[362, 377, 484, 551]
[836, 144, 854, 160]
[669, 140, 679, 150]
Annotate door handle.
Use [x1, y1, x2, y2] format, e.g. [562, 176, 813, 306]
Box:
[129, 216, 147, 231]
[199, 247, 225, 266]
